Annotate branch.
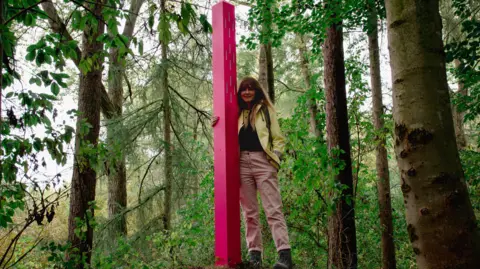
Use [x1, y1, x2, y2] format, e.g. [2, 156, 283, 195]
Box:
[170, 118, 199, 170]
[41, 0, 117, 118]
[100, 83, 117, 119]
[314, 189, 328, 207]
[4, 0, 48, 25]
[289, 224, 327, 251]
[41, 1, 82, 67]
[6, 238, 43, 269]
[168, 86, 210, 118]
[0, 219, 34, 267]
[276, 79, 305, 93]
[138, 149, 163, 203]
[230, 0, 254, 7]
[100, 185, 166, 232]
[123, 72, 133, 103]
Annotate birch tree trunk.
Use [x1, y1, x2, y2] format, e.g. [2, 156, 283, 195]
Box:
[385, 0, 480, 267]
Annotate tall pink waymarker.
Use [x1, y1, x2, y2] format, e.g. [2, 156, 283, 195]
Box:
[212, 0, 241, 267]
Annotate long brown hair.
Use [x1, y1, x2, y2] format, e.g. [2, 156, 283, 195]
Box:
[237, 76, 274, 130]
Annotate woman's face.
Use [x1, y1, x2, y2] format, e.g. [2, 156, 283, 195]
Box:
[240, 86, 256, 103]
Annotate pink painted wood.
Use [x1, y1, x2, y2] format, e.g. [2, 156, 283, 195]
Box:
[212, 1, 241, 267]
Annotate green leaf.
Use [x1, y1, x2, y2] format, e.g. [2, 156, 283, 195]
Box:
[139, 40, 144, 55]
[27, 44, 36, 52]
[5, 92, 14, 98]
[24, 13, 35, 26]
[200, 14, 212, 34]
[36, 51, 45, 66]
[51, 73, 69, 87]
[181, 3, 193, 28]
[177, 20, 188, 35]
[33, 138, 43, 151]
[25, 50, 36, 61]
[42, 117, 52, 127]
[44, 54, 52, 65]
[148, 15, 155, 30]
[64, 126, 74, 143]
[72, 10, 82, 29]
[51, 82, 60, 96]
[68, 48, 78, 60]
[158, 13, 172, 43]
[108, 19, 118, 36]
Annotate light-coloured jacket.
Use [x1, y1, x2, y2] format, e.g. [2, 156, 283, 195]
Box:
[238, 104, 285, 169]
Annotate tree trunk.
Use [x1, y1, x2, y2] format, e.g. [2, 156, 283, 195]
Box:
[266, 43, 274, 103]
[367, 6, 396, 269]
[0, 0, 4, 149]
[160, 0, 173, 231]
[258, 43, 275, 103]
[297, 34, 323, 139]
[107, 0, 145, 238]
[385, 0, 480, 268]
[67, 1, 104, 266]
[452, 59, 467, 150]
[324, 12, 357, 269]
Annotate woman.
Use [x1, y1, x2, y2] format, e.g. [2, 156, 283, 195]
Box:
[213, 77, 292, 269]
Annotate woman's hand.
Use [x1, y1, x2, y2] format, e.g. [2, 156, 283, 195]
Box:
[211, 116, 219, 127]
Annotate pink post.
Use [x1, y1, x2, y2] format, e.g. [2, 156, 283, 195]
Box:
[212, 0, 241, 267]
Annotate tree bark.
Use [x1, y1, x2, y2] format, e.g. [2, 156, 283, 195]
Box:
[160, 0, 173, 231]
[452, 59, 467, 150]
[266, 43, 274, 103]
[324, 9, 357, 269]
[297, 34, 323, 139]
[0, 0, 4, 151]
[107, 0, 145, 238]
[67, 1, 105, 266]
[385, 0, 480, 268]
[367, 6, 396, 269]
[258, 43, 274, 103]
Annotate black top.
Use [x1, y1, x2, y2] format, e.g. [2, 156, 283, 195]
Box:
[239, 123, 263, 151]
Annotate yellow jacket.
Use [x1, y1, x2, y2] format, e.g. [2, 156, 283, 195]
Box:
[238, 104, 285, 169]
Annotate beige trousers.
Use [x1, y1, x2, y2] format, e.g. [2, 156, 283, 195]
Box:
[240, 151, 290, 252]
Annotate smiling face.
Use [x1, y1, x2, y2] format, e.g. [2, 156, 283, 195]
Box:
[238, 77, 267, 109]
[240, 86, 256, 103]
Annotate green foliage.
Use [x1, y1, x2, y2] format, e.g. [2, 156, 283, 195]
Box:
[445, 0, 480, 146]
[278, 93, 330, 267]
[460, 150, 480, 212]
[147, 1, 211, 45]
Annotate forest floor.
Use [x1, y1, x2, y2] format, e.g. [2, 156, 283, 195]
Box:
[188, 262, 275, 269]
